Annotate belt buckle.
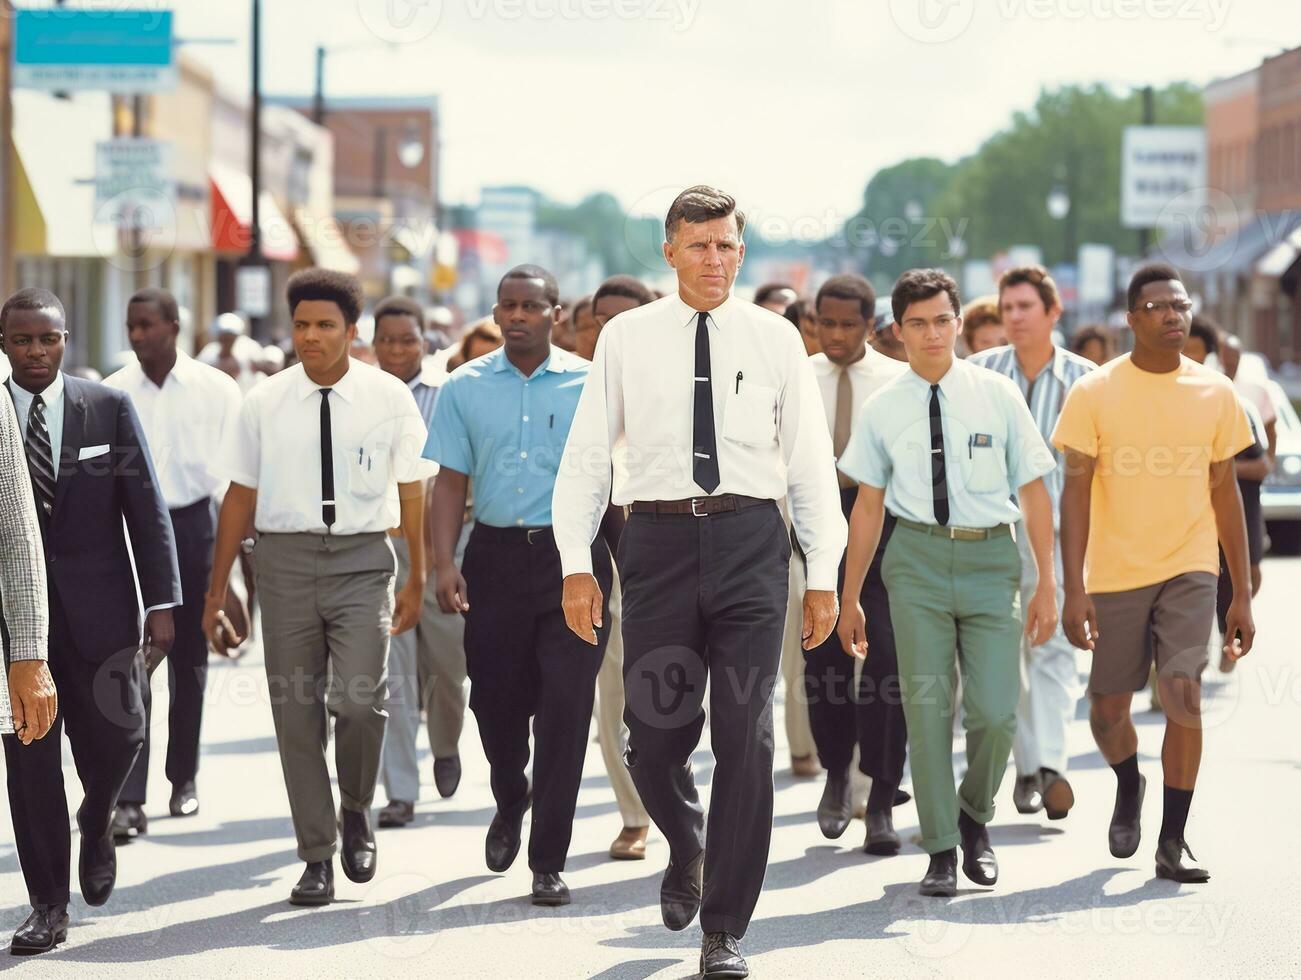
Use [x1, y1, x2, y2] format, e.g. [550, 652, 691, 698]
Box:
[526, 528, 546, 544]
[690, 498, 708, 517]
[948, 525, 979, 539]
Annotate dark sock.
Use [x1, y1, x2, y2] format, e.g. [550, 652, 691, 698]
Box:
[1159, 785, 1193, 843]
[867, 778, 896, 813]
[1111, 753, 1140, 798]
[957, 809, 980, 836]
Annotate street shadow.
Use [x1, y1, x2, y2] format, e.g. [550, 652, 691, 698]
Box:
[143, 816, 295, 849]
[587, 958, 688, 980]
[203, 736, 280, 756]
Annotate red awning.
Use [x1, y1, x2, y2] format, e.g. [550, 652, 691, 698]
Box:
[452, 228, 508, 265]
[210, 163, 299, 262]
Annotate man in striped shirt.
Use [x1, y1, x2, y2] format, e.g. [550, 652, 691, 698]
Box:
[968, 266, 1094, 822]
[371, 297, 469, 824]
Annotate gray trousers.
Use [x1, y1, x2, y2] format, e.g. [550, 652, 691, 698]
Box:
[254, 531, 395, 862]
[381, 525, 470, 803]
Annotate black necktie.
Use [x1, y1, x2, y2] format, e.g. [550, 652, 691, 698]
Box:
[692, 311, 720, 494]
[320, 388, 335, 528]
[929, 384, 949, 526]
[25, 394, 56, 518]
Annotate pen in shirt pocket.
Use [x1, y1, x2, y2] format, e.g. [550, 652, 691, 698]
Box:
[549, 414, 554, 429]
[735, 371, 743, 393]
[968, 434, 973, 459]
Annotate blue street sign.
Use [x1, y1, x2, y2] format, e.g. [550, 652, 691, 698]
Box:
[11, 9, 176, 93]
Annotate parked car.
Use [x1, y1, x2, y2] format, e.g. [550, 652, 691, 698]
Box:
[1262, 379, 1301, 554]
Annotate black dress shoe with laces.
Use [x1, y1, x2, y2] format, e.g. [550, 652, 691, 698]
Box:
[485, 809, 524, 873]
[660, 849, 704, 931]
[919, 848, 958, 897]
[9, 905, 69, 956]
[1155, 837, 1210, 883]
[864, 809, 901, 855]
[169, 782, 199, 818]
[289, 861, 334, 906]
[816, 767, 853, 840]
[434, 756, 462, 799]
[1109, 774, 1146, 859]
[111, 803, 147, 842]
[338, 808, 377, 883]
[700, 932, 748, 978]
[79, 830, 117, 906]
[531, 872, 570, 906]
[958, 810, 998, 886]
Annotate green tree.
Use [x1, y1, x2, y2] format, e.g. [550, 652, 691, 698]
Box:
[845, 157, 960, 290]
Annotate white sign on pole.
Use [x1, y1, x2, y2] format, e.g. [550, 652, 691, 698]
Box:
[1121, 126, 1207, 230]
[1078, 243, 1116, 306]
[94, 138, 175, 229]
[235, 266, 272, 319]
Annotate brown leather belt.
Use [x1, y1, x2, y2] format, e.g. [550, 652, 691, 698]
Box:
[629, 494, 772, 517]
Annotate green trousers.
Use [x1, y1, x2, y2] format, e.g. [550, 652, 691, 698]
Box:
[881, 522, 1022, 854]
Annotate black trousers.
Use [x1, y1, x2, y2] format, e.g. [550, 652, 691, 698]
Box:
[803, 492, 907, 794]
[461, 524, 612, 873]
[121, 498, 216, 803]
[3, 584, 146, 906]
[619, 501, 789, 940]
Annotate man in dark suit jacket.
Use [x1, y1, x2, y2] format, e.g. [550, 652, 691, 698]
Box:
[0, 288, 180, 957]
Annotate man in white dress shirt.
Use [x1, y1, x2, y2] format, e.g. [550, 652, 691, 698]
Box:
[553, 186, 845, 979]
[202, 269, 428, 908]
[106, 288, 242, 837]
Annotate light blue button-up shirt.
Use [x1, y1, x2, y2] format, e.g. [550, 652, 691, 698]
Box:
[9, 371, 65, 468]
[423, 346, 589, 528]
[837, 356, 1056, 529]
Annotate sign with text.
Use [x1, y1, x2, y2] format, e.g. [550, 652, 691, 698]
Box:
[1121, 126, 1207, 230]
[11, 9, 176, 93]
[94, 138, 175, 229]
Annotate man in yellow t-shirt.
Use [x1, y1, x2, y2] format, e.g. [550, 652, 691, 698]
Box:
[1052, 264, 1255, 886]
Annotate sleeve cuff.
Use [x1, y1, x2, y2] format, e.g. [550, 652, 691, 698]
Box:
[804, 557, 839, 593]
[559, 547, 594, 579]
[8, 645, 48, 662]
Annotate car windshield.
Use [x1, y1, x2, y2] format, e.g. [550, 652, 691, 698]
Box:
[1267, 381, 1301, 432]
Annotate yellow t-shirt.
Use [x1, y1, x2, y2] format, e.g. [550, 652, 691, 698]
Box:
[1051, 353, 1253, 594]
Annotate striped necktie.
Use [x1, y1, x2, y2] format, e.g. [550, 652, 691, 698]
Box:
[25, 394, 56, 517]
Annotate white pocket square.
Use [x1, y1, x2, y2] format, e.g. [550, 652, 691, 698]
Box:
[78, 444, 110, 460]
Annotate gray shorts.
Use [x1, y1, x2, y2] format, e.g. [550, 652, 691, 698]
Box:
[1087, 571, 1217, 696]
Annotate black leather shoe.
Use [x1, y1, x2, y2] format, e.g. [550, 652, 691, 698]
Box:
[958, 811, 998, 886]
[816, 767, 853, 840]
[79, 830, 117, 906]
[1109, 773, 1146, 859]
[378, 800, 415, 828]
[1013, 773, 1043, 814]
[9, 905, 69, 956]
[434, 756, 462, 799]
[111, 803, 147, 842]
[919, 849, 958, 897]
[660, 849, 704, 931]
[485, 810, 524, 873]
[1155, 837, 1210, 883]
[289, 861, 334, 906]
[169, 782, 199, 818]
[700, 932, 748, 978]
[338, 808, 377, 883]
[531, 872, 570, 907]
[864, 809, 901, 855]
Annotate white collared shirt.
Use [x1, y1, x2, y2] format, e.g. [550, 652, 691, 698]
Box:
[105, 351, 243, 509]
[9, 371, 65, 466]
[552, 292, 847, 590]
[838, 357, 1056, 528]
[809, 345, 909, 440]
[216, 360, 431, 534]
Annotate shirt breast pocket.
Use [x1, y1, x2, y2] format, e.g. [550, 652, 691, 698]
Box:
[722, 381, 779, 447]
[963, 433, 1009, 495]
[347, 442, 391, 499]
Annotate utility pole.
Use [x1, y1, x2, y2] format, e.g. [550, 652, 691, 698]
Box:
[238, 0, 271, 341]
[1138, 85, 1155, 256]
[312, 44, 325, 125]
[0, 1, 14, 298]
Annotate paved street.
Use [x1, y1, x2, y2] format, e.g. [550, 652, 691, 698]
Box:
[3, 557, 1300, 979]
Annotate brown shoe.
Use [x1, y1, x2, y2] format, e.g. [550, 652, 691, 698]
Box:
[609, 826, 648, 860]
[790, 754, 821, 778]
[1041, 769, 1075, 820]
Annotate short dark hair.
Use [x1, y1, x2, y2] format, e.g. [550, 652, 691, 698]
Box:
[783, 297, 811, 333]
[592, 274, 655, 312]
[0, 287, 66, 335]
[571, 295, 593, 320]
[1127, 263, 1182, 311]
[498, 264, 560, 307]
[816, 275, 876, 321]
[373, 295, 425, 332]
[128, 287, 179, 324]
[998, 265, 1061, 311]
[665, 185, 746, 243]
[1189, 314, 1220, 355]
[286, 268, 364, 325]
[754, 282, 796, 307]
[891, 268, 961, 325]
[1070, 324, 1113, 356]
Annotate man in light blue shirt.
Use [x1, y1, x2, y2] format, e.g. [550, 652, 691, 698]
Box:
[423, 264, 614, 910]
[835, 268, 1059, 899]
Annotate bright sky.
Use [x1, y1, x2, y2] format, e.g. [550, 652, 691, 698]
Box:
[60, 0, 1301, 225]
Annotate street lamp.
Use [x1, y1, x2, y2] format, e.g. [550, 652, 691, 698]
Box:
[1046, 184, 1071, 221]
